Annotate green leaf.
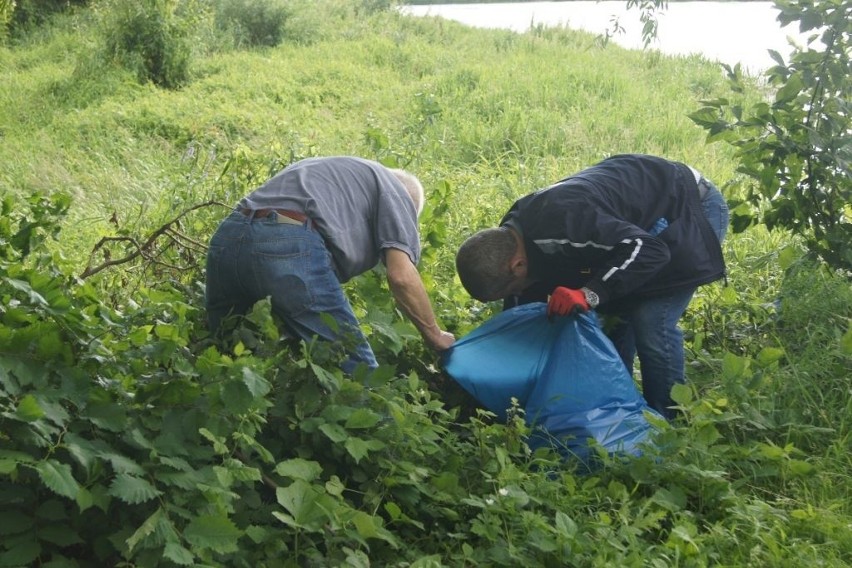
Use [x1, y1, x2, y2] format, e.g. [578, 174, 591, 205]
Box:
[555, 511, 577, 537]
[199, 428, 229, 454]
[101, 452, 145, 476]
[84, 401, 127, 432]
[0, 511, 34, 535]
[108, 474, 162, 504]
[778, 246, 801, 270]
[36, 460, 80, 499]
[164, 541, 195, 565]
[669, 383, 693, 406]
[345, 408, 382, 429]
[788, 460, 815, 476]
[76, 487, 94, 513]
[319, 422, 348, 443]
[0, 533, 41, 566]
[242, 367, 271, 397]
[652, 486, 687, 512]
[183, 514, 242, 554]
[36, 499, 67, 521]
[222, 380, 253, 413]
[345, 437, 384, 464]
[722, 352, 750, 380]
[325, 476, 345, 497]
[275, 458, 323, 482]
[1, 458, 21, 474]
[37, 524, 83, 547]
[15, 394, 44, 421]
[5, 278, 48, 305]
[756, 347, 785, 367]
[128, 325, 153, 347]
[275, 480, 329, 529]
[345, 437, 371, 463]
[352, 510, 378, 538]
[127, 507, 163, 553]
[384, 502, 401, 521]
[0, 449, 36, 464]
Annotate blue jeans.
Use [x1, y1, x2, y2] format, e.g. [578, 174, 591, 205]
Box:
[606, 181, 729, 419]
[205, 210, 378, 374]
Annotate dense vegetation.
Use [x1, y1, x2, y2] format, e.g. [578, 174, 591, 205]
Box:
[1, 0, 850, 566]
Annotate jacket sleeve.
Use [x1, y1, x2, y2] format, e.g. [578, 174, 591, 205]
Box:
[529, 209, 671, 306]
[579, 213, 671, 304]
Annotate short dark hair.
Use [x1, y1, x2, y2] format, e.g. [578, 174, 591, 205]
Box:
[455, 227, 518, 302]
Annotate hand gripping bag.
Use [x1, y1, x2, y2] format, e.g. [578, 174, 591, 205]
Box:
[443, 303, 659, 464]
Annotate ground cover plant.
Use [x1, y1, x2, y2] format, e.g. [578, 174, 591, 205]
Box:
[1, 0, 850, 566]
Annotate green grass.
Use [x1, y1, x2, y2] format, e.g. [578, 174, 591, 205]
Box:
[1, 7, 741, 248]
[1, 2, 850, 566]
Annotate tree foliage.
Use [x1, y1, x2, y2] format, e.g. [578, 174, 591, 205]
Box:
[690, 0, 851, 272]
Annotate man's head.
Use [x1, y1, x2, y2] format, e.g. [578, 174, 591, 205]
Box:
[455, 227, 528, 302]
[390, 169, 425, 217]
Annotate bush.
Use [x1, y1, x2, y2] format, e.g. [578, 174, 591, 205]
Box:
[690, 0, 851, 272]
[96, 0, 197, 88]
[213, 0, 292, 48]
[9, 0, 88, 33]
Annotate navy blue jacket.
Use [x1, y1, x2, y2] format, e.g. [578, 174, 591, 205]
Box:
[502, 154, 726, 310]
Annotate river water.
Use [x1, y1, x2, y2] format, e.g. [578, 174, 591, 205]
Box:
[400, 2, 815, 74]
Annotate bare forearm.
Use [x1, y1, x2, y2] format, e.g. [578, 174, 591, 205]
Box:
[385, 249, 454, 351]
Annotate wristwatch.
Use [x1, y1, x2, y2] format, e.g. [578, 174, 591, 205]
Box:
[581, 287, 600, 309]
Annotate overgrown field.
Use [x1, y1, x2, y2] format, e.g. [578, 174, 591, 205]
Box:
[1, 1, 850, 566]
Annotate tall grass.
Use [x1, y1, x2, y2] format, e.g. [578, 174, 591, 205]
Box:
[1, 2, 849, 564]
[1, 6, 742, 249]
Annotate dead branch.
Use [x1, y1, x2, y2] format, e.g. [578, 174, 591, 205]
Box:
[80, 200, 227, 279]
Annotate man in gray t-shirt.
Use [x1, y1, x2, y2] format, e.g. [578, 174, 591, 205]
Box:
[206, 156, 454, 372]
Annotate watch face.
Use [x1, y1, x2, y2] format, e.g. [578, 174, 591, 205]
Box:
[582, 288, 600, 308]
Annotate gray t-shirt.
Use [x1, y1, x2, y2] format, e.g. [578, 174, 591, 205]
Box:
[238, 156, 421, 282]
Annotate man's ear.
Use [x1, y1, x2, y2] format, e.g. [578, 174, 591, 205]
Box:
[509, 255, 526, 276]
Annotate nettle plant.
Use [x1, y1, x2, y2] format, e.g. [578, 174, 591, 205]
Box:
[3, 145, 847, 565]
[0, 192, 428, 565]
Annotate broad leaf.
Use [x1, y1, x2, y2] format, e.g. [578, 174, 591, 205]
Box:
[275, 480, 329, 529]
[164, 541, 195, 565]
[36, 460, 80, 499]
[183, 514, 241, 554]
[242, 367, 271, 397]
[275, 458, 323, 482]
[108, 474, 162, 504]
[126, 508, 163, 553]
[0, 511, 34, 536]
[345, 408, 382, 429]
[15, 394, 44, 422]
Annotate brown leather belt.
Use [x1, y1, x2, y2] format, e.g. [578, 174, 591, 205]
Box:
[240, 208, 315, 228]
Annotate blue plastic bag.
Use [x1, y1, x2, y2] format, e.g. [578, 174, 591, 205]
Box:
[443, 303, 659, 464]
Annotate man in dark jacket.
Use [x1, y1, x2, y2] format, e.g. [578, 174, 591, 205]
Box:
[455, 154, 728, 419]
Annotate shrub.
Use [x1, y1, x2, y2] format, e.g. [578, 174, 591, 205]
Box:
[213, 0, 292, 48]
[9, 0, 87, 33]
[690, 0, 852, 272]
[96, 0, 196, 88]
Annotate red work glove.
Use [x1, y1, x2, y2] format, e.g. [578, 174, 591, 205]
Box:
[547, 287, 590, 317]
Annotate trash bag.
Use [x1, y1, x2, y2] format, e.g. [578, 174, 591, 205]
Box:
[443, 303, 660, 465]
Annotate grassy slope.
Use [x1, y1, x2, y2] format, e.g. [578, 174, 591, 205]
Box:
[1, 3, 850, 563]
[1, 8, 738, 253]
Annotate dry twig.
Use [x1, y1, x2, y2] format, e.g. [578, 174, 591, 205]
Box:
[80, 200, 226, 279]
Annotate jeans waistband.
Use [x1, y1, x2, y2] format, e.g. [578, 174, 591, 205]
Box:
[239, 208, 316, 228]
